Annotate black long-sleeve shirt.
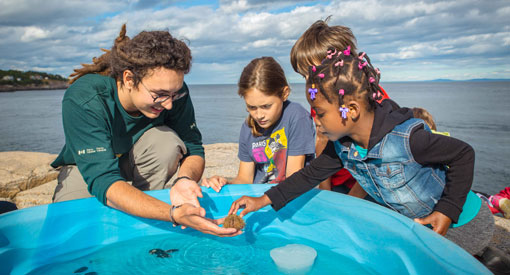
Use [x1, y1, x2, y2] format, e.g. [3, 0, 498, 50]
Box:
[265, 100, 475, 223]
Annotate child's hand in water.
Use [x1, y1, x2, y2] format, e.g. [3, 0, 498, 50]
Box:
[229, 194, 272, 217]
[414, 211, 452, 236]
[202, 176, 228, 192]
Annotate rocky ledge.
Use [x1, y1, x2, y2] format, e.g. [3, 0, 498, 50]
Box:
[0, 145, 508, 254]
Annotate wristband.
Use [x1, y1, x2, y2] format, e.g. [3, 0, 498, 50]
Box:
[169, 204, 182, 226]
[171, 176, 193, 188]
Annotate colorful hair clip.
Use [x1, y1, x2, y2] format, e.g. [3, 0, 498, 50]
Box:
[327, 49, 337, 59]
[358, 61, 368, 70]
[343, 46, 351, 56]
[375, 68, 381, 75]
[312, 66, 316, 72]
[308, 84, 318, 100]
[339, 105, 349, 119]
[318, 73, 325, 79]
[358, 52, 366, 60]
[339, 89, 345, 95]
[373, 91, 382, 100]
[369, 77, 375, 83]
[334, 60, 344, 67]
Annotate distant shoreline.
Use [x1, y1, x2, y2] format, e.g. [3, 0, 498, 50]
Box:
[2, 79, 508, 91]
[1, 69, 68, 92]
[0, 83, 68, 92]
[189, 79, 510, 86]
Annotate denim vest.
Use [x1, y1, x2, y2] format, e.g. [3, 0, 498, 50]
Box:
[334, 118, 447, 219]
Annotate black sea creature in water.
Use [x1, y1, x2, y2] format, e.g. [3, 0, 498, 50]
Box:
[74, 266, 98, 274]
[149, 248, 179, 258]
[74, 266, 88, 273]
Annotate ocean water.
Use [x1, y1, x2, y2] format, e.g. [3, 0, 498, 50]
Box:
[0, 81, 508, 194]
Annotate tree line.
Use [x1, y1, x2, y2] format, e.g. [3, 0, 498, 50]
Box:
[0, 69, 66, 86]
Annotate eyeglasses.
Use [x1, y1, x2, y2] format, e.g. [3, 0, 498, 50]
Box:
[139, 81, 187, 103]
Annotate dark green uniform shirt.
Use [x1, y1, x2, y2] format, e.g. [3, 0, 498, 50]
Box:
[51, 74, 204, 205]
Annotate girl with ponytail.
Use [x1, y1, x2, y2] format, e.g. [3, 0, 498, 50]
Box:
[202, 57, 315, 191]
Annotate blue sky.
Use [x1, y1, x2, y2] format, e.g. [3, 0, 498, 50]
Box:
[0, 0, 509, 84]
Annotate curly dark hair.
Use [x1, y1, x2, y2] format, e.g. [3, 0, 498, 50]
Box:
[306, 47, 382, 111]
[69, 24, 192, 85]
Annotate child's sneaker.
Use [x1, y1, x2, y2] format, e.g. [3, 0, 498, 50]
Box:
[490, 195, 510, 219]
[499, 198, 510, 219]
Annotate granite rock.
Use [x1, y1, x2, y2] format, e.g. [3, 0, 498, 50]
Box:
[13, 179, 57, 209]
[0, 151, 58, 198]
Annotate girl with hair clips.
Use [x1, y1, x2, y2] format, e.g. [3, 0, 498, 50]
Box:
[229, 47, 499, 261]
[202, 57, 315, 192]
[290, 18, 392, 199]
[51, 24, 240, 237]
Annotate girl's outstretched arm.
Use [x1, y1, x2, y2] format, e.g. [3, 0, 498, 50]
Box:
[264, 141, 343, 211]
[229, 194, 272, 217]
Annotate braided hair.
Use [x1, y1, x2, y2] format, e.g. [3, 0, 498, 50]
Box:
[306, 47, 382, 112]
[69, 24, 192, 86]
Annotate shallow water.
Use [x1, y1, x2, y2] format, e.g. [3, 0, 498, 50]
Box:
[27, 233, 369, 274]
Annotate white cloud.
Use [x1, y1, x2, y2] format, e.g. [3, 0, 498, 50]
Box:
[504, 36, 510, 46]
[20, 26, 49, 42]
[219, 0, 319, 14]
[219, 0, 251, 13]
[0, 0, 509, 82]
